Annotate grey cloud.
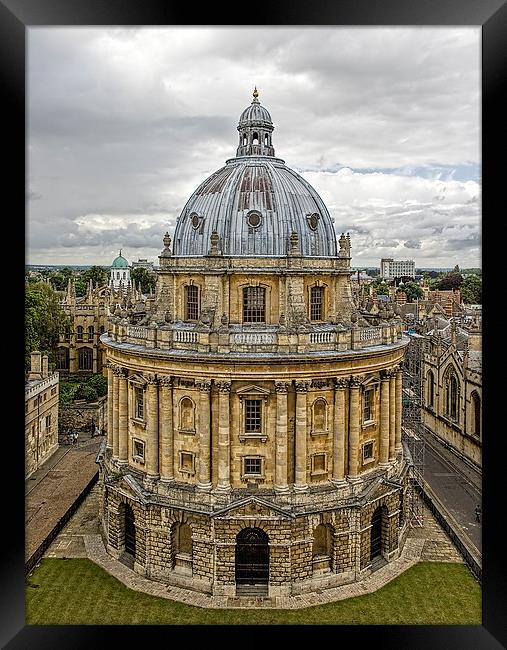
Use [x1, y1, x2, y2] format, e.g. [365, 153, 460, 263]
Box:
[404, 240, 422, 249]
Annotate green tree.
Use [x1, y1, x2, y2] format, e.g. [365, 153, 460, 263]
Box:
[82, 265, 108, 287]
[87, 373, 108, 397]
[74, 277, 88, 297]
[131, 267, 156, 294]
[433, 272, 463, 291]
[400, 281, 424, 302]
[25, 282, 70, 369]
[460, 274, 482, 304]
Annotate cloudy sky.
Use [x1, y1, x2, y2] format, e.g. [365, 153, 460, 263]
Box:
[27, 27, 481, 268]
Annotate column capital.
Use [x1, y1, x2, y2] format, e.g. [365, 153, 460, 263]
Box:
[196, 379, 212, 392]
[275, 381, 291, 394]
[334, 377, 349, 390]
[112, 364, 127, 378]
[294, 379, 311, 392]
[145, 373, 158, 385]
[159, 376, 173, 388]
[216, 380, 231, 393]
[380, 369, 391, 381]
[349, 375, 362, 388]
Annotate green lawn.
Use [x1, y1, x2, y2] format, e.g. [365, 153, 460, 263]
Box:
[26, 559, 481, 625]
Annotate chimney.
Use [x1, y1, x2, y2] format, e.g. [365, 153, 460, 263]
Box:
[42, 355, 49, 378]
[28, 351, 42, 381]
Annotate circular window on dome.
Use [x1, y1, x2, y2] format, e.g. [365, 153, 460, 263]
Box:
[307, 213, 320, 230]
[247, 211, 262, 228]
[190, 213, 201, 229]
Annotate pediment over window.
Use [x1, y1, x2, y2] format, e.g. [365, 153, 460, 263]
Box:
[236, 385, 270, 399]
[128, 373, 147, 386]
[361, 375, 379, 387]
[213, 495, 292, 519]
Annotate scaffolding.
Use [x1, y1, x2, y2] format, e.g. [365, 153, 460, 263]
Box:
[402, 334, 425, 527]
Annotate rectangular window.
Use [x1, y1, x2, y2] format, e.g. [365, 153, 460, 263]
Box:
[243, 457, 262, 476]
[45, 415, 51, 430]
[245, 399, 262, 433]
[185, 284, 199, 321]
[311, 454, 326, 474]
[180, 452, 195, 474]
[363, 389, 373, 422]
[363, 442, 374, 461]
[243, 286, 266, 323]
[135, 387, 144, 420]
[133, 439, 145, 461]
[310, 286, 323, 321]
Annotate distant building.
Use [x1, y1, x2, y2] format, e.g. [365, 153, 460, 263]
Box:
[109, 250, 131, 290]
[25, 352, 59, 477]
[380, 258, 415, 279]
[132, 258, 154, 271]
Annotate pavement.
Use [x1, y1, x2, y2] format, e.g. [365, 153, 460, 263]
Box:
[25, 431, 103, 566]
[422, 430, 482, 553]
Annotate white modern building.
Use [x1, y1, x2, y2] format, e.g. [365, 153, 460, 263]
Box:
[380, 258, 415, 279]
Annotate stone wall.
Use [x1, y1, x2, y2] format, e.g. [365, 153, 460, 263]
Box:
[59, 396, 107, 435]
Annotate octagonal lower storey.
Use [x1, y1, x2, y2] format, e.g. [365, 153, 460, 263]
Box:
[100, 461, 411, 599]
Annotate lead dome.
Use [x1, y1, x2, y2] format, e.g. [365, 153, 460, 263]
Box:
[173, 89, 338, 257]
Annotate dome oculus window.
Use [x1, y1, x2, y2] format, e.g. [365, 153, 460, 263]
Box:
[307, 213, 320, 230]
[190, 213, 202, 230]
[247, 211, 262, 229]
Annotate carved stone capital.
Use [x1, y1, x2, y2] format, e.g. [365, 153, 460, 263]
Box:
[334, 378, 349, 390]
[380, 369, 392, 381]
[294, 379, 311, 392]
[145, 373, 158, 386]
[312, 379, 329, 389]
[196, 379, 212, 392]
[349, 375, 362, 388]
[159, 376, 173, 388]
[112, 365, 127, 378]
[275, 381, 291, 394]
[216, 380, 231, 393]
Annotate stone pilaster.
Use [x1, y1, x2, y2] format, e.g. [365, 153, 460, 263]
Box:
[159, 377, 174, 482]
[379, 371, 390, 467]
[332, 378, 348, 484]
[118, 368, 128, 465]
[389, 370, 396, 461]
[107, 363, 113, 450]
[196, 379, 212, 490]
[112, 366, 120, 460]
[274, 381, 291, 493]
[216, 380, 231, 492]
[294, 380, 311, 491]
[146, 374, 159, 480]
[395, 367, 403, 452]
[348, 376, 361, 479]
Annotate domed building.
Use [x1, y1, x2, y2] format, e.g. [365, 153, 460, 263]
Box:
[98, 90, 410, 599]
[109, 249, 131, 290]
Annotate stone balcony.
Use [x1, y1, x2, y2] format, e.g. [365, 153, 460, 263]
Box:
[103, 320, 404, 356]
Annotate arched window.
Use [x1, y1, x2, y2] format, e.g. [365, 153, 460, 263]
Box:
[264, 133, 269, 146]
[185, 284, 199, 321]
[449, 375, 458, 419]
[243, 286, 266, 323]
[78, 347, 93, 370]
[471, 391, 481, 438]
[88, 325, 94, 341]
[56, 347, 69, 370]
[123, 271, 126, 279]
[76, 325, 83, 342]
[312, 523, 334, 573]
[427, 370, 435, 407]
[312, 398, 327, 433]
[310, 286, 324, 321]
[252, 132, 259, 145]
[243, 134, 247, 146]
[179, 397, 195, 432]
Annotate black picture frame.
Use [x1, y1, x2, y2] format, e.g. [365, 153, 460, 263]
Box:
[5, 0, 504, 647]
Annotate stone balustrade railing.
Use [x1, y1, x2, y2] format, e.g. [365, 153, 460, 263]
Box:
[103, 321, 404, 354]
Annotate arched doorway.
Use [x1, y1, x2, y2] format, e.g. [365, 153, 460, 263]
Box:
[370, 506, 384, 560]
[125, 504, 136, 557]
[235, 527, 269, 592]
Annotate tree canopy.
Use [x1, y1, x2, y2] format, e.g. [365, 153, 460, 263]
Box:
[432, 272, 463, 291]
[82, 266, 108, 287]
[399, 281, 424, 302]
[131, 267, 156, 294]
[460, 274, 482, 304]
[25, 282, 70, 369]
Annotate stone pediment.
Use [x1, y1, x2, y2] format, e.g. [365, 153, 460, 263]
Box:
[213, 495, 293, 519]
[110, 473, 149, 505]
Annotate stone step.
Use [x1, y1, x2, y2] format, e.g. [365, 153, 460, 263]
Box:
[370, 556, 388, 572]
[235, 584, 269, 597]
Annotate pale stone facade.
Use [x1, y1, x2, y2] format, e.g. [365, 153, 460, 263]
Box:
[25, 352, 59, 477]
[406, 315, 482, 468]
[98, 91, 410, 599]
